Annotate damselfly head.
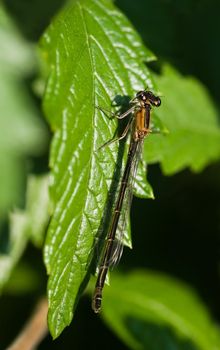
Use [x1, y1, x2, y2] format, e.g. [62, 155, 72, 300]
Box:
[136, 90, 161, 107]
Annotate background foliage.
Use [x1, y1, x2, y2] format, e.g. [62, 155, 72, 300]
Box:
[0, 0, 220, 349]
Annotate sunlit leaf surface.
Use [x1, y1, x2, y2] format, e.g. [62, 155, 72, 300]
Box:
[41, 0, 160, 338]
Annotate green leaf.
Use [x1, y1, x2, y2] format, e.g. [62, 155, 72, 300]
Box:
[101, 270, 220, 350]
[0, 211, 28, 292]
[145, 64, 220, 174]
[0, 174, 49, 292]
[0, 4, 48, 216]
[40, 0, 162, 338]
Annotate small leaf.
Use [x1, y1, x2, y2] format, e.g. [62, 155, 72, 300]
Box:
[145, 64, 220, 174]
[0, 175, 49, 291]
[0, 211, 28, 291]
[101, 270, 220, 350]
[40, 0, 162, 338]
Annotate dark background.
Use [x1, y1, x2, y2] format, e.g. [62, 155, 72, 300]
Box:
[1, 0, 220, 348]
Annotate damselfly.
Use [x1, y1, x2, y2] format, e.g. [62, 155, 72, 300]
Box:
[92, 90, 161, 313]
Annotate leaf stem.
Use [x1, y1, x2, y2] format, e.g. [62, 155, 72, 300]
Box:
[6, 298, 48, 350]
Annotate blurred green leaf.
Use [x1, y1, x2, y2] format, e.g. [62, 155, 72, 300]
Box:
[0, 174, 49, 292]
[4, 261, 41, 295]
[0, 5, 34, 73]
[145, 64, 220, 174]
[40, 0, 161, 338]
[101, 270, 220, 350]
[0, 210, 28, 291]
[0, 4, 48, 215]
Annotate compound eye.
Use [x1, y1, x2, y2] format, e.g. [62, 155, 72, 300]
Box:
[154, 97, 161, 107]
[136, 90, 144, 97]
